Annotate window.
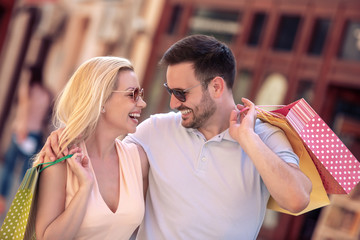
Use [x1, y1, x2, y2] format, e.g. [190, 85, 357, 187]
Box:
[0, 6, 5, 21]
[233, 69, 252, 104]
[188, 8, 241, 43]
[255, 73, 288, 106]
[273, 15, 301, 51]
[332, 89, 360, 159]
[167, 4, 183, 35]
[308, 19, 331, 56]
[142, 63, 169, 119]
[338, 20, 360, 61]
[247, 13, 267, 47]
[295, 79, 314, 102]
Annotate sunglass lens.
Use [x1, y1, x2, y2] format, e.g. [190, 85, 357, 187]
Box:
[133, 88, 139, 102]
[139, 88, 144, 100]
[163, 83, 185, 102]
[133, 88, 144, 102]
[173, 90, 186, 102]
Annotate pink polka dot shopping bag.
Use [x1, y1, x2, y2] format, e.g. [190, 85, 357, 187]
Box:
[257, 98, 360, 216]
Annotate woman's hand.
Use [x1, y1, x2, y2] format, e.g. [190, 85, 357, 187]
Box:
[67, 149, 94, 189]
[36, 149, 93, 240]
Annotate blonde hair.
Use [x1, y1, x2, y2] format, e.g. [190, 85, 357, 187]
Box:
[54, 56, 133, 154]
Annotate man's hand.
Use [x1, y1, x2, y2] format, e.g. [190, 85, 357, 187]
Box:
[229, 98, 257, 145]
[229, 98, 311, 213]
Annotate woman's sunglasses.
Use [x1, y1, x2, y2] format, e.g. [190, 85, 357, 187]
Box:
[163, 83, 201, 102]
[113, 88, 144, 102]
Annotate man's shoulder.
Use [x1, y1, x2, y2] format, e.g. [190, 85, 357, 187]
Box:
[255, 118, 279, 132]
[126, 111, 182, 145]
[255, 118, 286, 142]
[145, 111, 181, 126]
[149, 111, 179, 119]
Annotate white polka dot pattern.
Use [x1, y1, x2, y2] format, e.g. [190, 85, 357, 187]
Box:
[297, 115, 360, 194]
[0, 190, 33, 239]
[286, 99, 360, 194]
[0, 167, 39, 240]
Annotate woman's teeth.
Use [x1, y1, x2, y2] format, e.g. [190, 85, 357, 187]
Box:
[129, 113, 140, 119]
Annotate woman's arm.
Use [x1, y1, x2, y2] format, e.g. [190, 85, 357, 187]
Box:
[36, 151, 94, 240]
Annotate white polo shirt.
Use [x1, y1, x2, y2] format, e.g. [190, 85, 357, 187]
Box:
[125, 112, 298, 240]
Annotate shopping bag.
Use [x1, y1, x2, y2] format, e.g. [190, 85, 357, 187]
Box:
[257, 109, 330, 216]
[0, 166, 40, 240]
[271, 98, 360, 194]
[0, 154, 73, 240]
[257, 98, 360, 215]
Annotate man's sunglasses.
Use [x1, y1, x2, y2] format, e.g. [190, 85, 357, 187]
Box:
[163, 83, 202, 102]
[112, 87, 144, 102]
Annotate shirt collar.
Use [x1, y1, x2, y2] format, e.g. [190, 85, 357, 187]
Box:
[185, 126, 237, 143]
[177, 112, 237, 142]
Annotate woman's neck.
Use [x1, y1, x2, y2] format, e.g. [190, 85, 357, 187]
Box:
[85, 129, 118, 161]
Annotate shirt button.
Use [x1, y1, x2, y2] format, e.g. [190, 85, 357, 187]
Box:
[202, 157, 206, 162]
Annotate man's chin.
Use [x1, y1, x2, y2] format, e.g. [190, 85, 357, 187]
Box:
[181, 118, 196, 129]
[181, 119, 191, 128]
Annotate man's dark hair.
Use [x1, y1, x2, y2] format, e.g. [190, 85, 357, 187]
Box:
[160, 34, 236, 89]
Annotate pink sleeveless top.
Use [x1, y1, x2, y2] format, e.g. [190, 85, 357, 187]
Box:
[65, 139, 145, 240]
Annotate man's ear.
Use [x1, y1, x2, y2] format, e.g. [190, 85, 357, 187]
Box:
[209, 77, 225, 98]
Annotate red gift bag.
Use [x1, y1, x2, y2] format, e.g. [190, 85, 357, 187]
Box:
[270, 98, 360, 194]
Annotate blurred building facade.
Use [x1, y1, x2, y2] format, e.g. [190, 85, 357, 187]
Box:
[0, 0, 165, 150]
[0, 0, 360, 238]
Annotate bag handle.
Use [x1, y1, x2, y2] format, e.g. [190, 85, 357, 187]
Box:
[37, 154, 74, 173]
[256, 107, 286, 119]
[238, 105, 286, 119]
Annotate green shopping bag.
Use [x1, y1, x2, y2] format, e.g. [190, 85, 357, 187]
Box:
[0, 155, 73, 240]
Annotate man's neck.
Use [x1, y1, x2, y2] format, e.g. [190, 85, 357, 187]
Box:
[197, 100, 235, 140]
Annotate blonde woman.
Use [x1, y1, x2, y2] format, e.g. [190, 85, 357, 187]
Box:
[35, 56, 148, 240]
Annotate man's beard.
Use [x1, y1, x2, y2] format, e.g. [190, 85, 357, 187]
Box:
[180, 90, 216, 129]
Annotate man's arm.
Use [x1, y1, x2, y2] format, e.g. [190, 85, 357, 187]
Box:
[229, 98, 312, 213]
